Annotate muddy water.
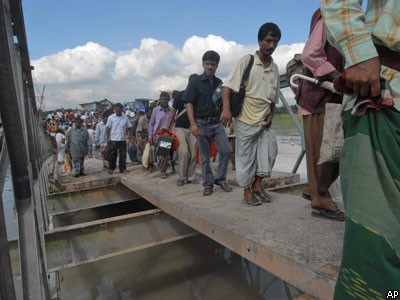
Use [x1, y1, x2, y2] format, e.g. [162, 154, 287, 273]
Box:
[56, 235, 301, 300]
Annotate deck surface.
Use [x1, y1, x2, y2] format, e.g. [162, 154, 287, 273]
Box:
[59, 157, 344, 300]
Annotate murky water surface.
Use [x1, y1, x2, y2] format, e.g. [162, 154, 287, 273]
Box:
[57, 235, 301, 300]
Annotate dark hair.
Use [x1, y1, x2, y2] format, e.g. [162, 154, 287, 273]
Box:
[258, 22, 281, 41]
[159, 92, 170, 100]
[202, 50, 220, 64]
[114, 102, 123, 109]
[188, 73, 198, 83]
[101, 109, 113, 118]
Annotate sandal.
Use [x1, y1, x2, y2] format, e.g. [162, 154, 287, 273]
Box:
[243, 194, 262, 206]
[216, 181, 233, 192]
[254, 189, 273, 203]
[176, 179, 185, 186]
[312, 208, 346, 221]
[160, 172, 168, 179]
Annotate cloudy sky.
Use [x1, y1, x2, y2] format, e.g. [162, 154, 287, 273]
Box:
[22, 0, 320, 110]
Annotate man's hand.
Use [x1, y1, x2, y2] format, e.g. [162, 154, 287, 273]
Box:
[264, 113, 273, 129]
[191, 124, 200, 137]
[220, 109, 232, 127]
[345, 57, 381, 97]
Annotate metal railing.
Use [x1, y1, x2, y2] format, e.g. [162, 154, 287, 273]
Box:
[279, 75, 306, 174]
[0, 0, 53, 298]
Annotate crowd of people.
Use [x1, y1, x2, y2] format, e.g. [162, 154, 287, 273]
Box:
[41, 2, 400, 297]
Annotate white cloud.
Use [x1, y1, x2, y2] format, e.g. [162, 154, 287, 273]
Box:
[33, 42, 114, 85]
[32, 35, 304, 110]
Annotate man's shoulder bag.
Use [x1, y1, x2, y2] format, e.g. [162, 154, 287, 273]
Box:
[213, 54, 254, 117]
[230, 54, 254, 117]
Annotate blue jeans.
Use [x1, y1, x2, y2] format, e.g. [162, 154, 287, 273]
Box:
[196, 119, 231, 187]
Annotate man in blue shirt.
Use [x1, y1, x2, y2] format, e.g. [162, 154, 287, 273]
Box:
[184, 51, 232, 196]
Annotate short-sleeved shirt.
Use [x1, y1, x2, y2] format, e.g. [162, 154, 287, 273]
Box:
[172, 90, 190, 128]
[148, 106, 172, 138]
[106, 113, 132, 141]
[183, 73, 222, 118]
[223, 53, 280, 126]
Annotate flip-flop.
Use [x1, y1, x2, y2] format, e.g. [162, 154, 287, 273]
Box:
[243, 194, 262, 206]
[311, 208, 346, 221]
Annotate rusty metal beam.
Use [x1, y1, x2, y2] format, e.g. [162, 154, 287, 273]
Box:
[45, 209, 197, 272]
[121, 179, 339, 300]
[47, 183, 141, 215]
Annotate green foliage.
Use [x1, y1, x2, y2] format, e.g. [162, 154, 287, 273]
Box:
[271, 113, 303, 135]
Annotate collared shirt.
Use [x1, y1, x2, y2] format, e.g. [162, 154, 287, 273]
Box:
[95, 121, 107, 145]
[223, 52, 280, 126]
[321, 0, 400, 68]
[148, 106, 172, 138]
[106, 113, 132, 141]
[321, 0, 400, 111]
[183, 73, 222, 118]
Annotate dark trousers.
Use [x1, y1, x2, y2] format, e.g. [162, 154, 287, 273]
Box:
[109, 141, 127, 172]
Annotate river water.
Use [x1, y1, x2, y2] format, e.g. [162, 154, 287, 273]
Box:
[2, 135, 307, 299]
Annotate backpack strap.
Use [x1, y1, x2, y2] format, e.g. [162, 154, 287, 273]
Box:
[241, 54, 254, 86]
[176, 108, 187, 119]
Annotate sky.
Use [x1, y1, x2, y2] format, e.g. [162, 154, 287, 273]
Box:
[22, 0, 321, 110]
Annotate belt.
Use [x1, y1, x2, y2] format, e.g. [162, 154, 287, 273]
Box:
[196, 116, 220, 123]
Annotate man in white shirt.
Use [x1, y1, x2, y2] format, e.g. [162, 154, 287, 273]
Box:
[106, 103, 133, 174]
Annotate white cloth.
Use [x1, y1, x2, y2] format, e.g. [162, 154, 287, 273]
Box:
[234, 119, 278, 188]
[55, 132, 66, 163]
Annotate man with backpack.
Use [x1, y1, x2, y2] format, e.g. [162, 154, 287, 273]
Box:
[221, 23, 281, 206]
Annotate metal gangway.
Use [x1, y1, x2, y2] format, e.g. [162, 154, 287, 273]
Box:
[0, 1, 306, 299]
